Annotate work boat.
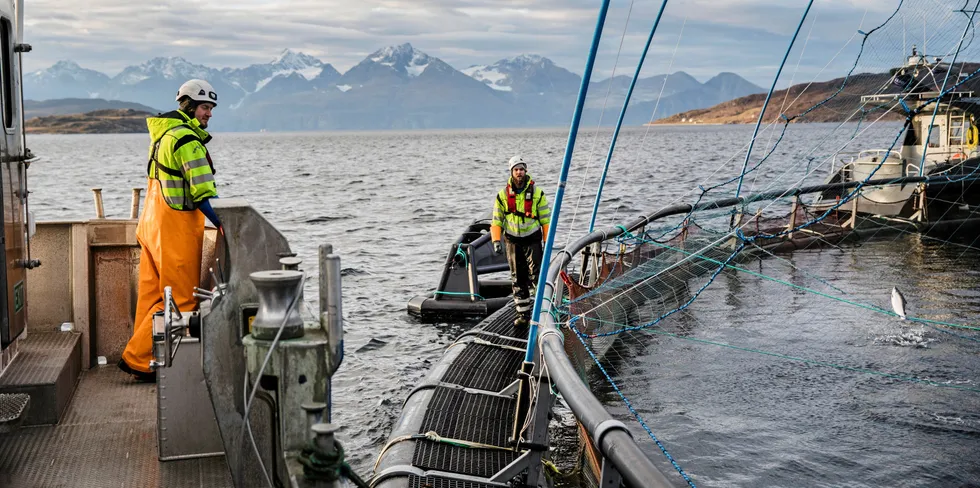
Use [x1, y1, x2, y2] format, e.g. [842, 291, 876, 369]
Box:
[0, 2, 366, 486]
[814, 47, 980, 220]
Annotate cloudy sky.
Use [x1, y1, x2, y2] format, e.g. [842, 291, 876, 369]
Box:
[21, 0, 980, 86]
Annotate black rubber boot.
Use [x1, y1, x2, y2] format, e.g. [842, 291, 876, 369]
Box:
[514, 315, 529, 331]
[118, 359, 156, 383]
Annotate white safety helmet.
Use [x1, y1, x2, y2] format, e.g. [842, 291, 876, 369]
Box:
[508, 155, 527, 171]
[176, 79, 218, 107]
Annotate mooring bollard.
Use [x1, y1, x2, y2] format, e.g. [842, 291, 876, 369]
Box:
[130, 188, 142, 219]
[92, 188, 105, 219]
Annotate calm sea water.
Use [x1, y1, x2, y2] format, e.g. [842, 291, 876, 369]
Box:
[26, 124, 980, 487]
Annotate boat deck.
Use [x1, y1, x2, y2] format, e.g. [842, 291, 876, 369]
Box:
[0, 304, 536, 488]
[0, 364, 234, 487]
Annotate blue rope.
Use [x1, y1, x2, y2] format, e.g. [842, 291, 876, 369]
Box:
[527, 0, 612, 363]
[938, 151, 980, 183]
[734, 0, 815, 200]
[590, 242, 746, 337]
[725, 63, 980, 244]
[588, 0, 670, 233]
[567, 316, 697, 488]
[646, 0, 909, 245]
[917, 1, 980, 175]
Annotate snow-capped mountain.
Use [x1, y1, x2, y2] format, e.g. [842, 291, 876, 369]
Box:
[368, 43, 433, 77]
[98, 57, 241, 115]
[23, 45, 764, 130]
[223, 49, 339, 93]
[334, 43, 445, 90]
[462, 54, 580, 94]
[24, 61, 110, 100]
[263, 43, 526, 131]
[113, 57, 221, 85]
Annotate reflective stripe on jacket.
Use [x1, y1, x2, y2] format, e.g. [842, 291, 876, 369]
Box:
[146, 110, 216, 210]
[492, 174, 551, 238]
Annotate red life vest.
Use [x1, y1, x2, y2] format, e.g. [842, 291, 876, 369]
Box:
[506, 180, 535, 218]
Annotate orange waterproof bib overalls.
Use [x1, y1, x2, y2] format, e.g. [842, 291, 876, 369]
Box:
[120, 179, 204, 373]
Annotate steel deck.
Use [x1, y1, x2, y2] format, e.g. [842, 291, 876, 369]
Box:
[0, 365, 234, 488]
[0, 305, 532, 488]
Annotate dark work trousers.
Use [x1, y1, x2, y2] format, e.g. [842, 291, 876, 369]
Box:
[505, 231, 543, 320]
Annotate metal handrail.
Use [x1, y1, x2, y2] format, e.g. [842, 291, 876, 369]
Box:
[536, 171, 980, 488]
[856, 149, 903, 161]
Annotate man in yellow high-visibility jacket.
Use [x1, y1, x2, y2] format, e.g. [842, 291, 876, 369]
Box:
[119, 79, 221, 382]
[490, 156, 551, 330]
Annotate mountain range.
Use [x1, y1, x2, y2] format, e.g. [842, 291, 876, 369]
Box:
[24, 44, 765, 131]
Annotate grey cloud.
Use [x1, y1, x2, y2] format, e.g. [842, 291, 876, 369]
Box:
[22, 0, 975, 87]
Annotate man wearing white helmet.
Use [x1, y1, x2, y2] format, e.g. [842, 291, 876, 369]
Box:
[490, 156, 551, 330]
[119, 79, 221, 382]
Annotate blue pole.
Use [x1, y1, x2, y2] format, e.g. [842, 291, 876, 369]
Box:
[917, 2, 979, 176]
[589, 0, 670, 233]
[734, 0, 814, 200]
[526, 0, 611, 363]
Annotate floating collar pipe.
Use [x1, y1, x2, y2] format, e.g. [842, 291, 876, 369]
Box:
[526, 0, 611, 363]
[532, 172, 980, 488]
[733, 0, 814, 201]
[588, 0, 670, 233]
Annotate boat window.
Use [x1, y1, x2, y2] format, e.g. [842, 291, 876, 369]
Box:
[0, 18, 11, 129]
[928, 125, 941, 148]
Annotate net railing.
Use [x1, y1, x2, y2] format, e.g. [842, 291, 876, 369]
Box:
[539, 5, 980, 487]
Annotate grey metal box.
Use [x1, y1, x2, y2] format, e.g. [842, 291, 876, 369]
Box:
[157, 338, 225, 461]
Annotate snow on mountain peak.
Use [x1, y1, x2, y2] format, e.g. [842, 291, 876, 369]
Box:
[28, 60, 110, 85]
[461, 54, 570, 92]
[461, 64, 511, 92]
[505, 54, 546, 66]
[368, 43, 432, 77]
[271, 49, 323, 70]
[50, 60, 83, 71]
[117, 57, 215, 84]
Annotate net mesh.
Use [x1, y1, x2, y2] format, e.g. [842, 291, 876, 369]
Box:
[548, 1, 980, 486]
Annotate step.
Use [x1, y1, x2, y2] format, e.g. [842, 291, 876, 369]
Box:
[0, 331, 82, 425]
[0, 393, 30, 433]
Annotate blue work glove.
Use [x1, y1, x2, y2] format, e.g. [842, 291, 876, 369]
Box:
[198, 197, 221, 228]
[493, 241, 502, 255]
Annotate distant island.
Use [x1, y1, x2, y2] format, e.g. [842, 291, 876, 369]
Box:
[26, 108, 151, 134]
[649, 66, 980, 125]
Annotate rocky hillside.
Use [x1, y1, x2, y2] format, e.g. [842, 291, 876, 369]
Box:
[654, 65, 980, 124]
[25, 98, 160, 119]
[26, 109, 151, 134]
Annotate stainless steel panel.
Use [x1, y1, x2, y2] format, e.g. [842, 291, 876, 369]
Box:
[158, 338, 224, 461]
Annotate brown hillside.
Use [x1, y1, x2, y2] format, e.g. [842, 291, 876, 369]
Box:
[655, 65, 980, 125]
[26, 108, 151, 134]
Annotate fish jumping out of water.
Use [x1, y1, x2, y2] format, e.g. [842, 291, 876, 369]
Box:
[891, 287, 907, 320]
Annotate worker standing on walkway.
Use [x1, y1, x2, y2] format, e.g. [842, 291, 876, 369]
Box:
[490, 156, 551, 330]
[119, 79, 221, 382]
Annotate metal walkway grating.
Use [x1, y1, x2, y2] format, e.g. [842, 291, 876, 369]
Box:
[420, 387, 514, 446]
[0, 332, 79, 386]
[407, 474, 501, 488]
[0, 393, 29, 433]
[0, 365, 233, 487]
[465, 332, 527, 349]
[480, 306, 522, 338]
[440, 344, 524, 392]
[0, 393, 29, 422]
[412, 441, 519, 479]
